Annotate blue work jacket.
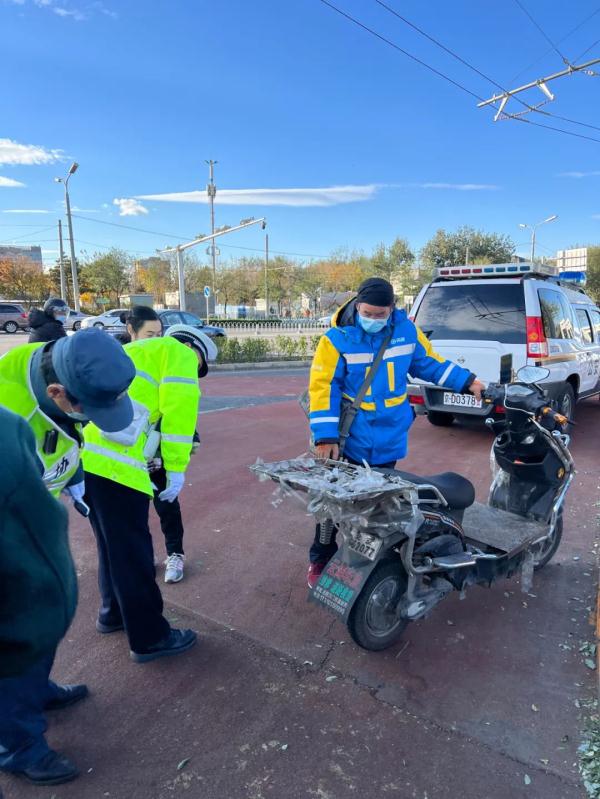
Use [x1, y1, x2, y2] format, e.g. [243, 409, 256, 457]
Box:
[308, 300, 473, 465]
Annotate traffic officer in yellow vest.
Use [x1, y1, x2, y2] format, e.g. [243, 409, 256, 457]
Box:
[0, 329, 136, 786]
[0, 327, 136, 499]
[82, 335, 201, 663]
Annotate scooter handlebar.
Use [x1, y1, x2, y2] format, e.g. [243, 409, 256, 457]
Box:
[539, 406, 570, 428]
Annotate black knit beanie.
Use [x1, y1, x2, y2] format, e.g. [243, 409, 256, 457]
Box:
[356, 277, 394, 306]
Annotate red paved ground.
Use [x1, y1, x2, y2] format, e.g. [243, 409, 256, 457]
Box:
[2, 370, 598, 799]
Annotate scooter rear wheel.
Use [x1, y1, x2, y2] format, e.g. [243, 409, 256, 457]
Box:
[532, 513, 563, 571]
[347, 561, 408, 651]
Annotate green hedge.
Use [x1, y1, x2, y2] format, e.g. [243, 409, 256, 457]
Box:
[215, 334, 323, 363]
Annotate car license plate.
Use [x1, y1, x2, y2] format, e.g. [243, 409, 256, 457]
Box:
[347, 531, 383, 561]
[443, 392, 482, 409]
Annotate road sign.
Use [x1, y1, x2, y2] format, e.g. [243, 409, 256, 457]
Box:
[203, 286, 211, 298]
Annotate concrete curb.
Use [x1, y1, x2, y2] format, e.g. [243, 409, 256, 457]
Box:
[212, 360, 312, 371]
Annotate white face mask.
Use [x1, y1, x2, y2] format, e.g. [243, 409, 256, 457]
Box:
[67, 410, 88, 422]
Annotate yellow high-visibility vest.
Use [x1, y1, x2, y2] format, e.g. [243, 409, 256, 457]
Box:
[83, 337, 200, 495]
[0, 344, 83, 497]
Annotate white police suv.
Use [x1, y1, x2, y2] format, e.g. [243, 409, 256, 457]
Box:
[407, 263, 600, 425]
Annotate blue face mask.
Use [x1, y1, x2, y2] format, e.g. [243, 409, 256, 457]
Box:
[56, 314, 68, 325]
[358, 314, 388, 334]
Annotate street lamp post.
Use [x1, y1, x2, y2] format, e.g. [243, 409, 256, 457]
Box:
[518, 215, 558, 264]
[205, 160, 218, 294]
[159, 217, 267, 314]
[55, 162, 81, 311]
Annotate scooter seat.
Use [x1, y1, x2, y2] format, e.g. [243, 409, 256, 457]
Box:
[379, 469, 476, 510]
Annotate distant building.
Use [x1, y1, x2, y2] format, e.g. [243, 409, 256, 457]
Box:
[0, 244, 43, 272]
[556, 247, 588, 272]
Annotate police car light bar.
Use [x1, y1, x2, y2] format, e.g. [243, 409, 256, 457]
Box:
[436, 263, 556, 279]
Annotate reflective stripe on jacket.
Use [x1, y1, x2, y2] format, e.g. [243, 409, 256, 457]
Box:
[0, 343, 82, 496]
[309, 299, 472, 464]
[83, 336, 200, 495]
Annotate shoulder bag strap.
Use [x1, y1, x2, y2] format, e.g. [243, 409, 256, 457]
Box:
[338, 329, 393, 455]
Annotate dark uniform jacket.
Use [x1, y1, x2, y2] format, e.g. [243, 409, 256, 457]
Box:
[0, 406, 77, 677]
[28, 308, 67, 344]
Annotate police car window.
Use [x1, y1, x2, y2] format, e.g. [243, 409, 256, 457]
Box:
[182, 312, 201, 325]
[575, 308, 593, 344]
[590, 310, 600, 341]
[538, 289, 575, 340]
[413, 283, 526, 343]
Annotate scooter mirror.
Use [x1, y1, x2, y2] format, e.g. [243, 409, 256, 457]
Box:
[516, 366, 550, 384]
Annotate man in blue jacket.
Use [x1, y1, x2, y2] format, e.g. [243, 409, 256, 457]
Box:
[307, 277, 484, 587]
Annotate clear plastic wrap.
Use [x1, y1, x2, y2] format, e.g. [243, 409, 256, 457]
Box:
[251, 457, 419, 533]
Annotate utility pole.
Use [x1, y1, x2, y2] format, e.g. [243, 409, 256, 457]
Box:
[264, 233, 269, 319]
[57, 219, 67, 301]
[55, 162, 81, 311]
[465, 246, 470, 266]
[205, 159, 218, 294]
[175, 247, 186, 312]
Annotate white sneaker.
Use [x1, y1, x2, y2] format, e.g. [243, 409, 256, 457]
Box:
[164, 553, 185, 584]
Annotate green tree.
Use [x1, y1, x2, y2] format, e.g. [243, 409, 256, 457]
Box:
[421, 226, 515, 268]
[0, 258, 52, 302]
[80, 249, 132, 304]
[47, 257, 85, 306]
[586, 246, 600, 302]
[369, 237, 414, 281]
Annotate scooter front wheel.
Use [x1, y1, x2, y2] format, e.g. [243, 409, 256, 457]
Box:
[347, 561, 408, 651]
[532, 512, 563, 571]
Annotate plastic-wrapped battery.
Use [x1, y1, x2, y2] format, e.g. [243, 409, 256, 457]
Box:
[520, 550, 535, 594]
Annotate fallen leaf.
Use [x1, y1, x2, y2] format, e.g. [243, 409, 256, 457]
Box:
[326, 675, 337, 682]
[524, 774, 531, 785]
[281, 744, 289, 751]
[177, 758, 191, 771]
[540, 759, 549, 766]
[585, 659, 596, 670]
[531, 705, 539, 712]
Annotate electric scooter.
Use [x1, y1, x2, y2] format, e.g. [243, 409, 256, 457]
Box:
[252, 366, 573, 651]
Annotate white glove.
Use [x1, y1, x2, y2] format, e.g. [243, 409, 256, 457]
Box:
[158, 471, 185, 503]
[63, 481, 85, 503]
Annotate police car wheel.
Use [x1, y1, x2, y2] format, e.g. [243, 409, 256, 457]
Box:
[426, 411, 454, 427]
[347, 561, 408, 651]
[556, 383, 575, 422]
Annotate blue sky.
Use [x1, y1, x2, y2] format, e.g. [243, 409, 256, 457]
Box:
[1, 0, 600, 266]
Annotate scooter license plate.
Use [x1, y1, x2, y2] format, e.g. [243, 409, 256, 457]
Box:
[443, 392, 482, 409]
[347, 531, 382, 561]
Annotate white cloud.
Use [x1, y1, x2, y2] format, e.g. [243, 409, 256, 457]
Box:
[0, 138, 64, 166]
[593, 214, 600, 220]
[559, 170, 600, 178]
[2, 208, 49, 213]
[5, 0, 117, 19]
[135, 184, 378, 207]
[0, 176, 26, 187]
[418, 182, 499, 191]
[113, 198, 149, 216]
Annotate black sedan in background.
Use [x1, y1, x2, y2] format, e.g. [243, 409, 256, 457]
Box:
[157, 310, 226, 338]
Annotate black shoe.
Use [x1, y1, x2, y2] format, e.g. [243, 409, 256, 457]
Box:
[19, 750, 79, 786]
[45, 684, 89, 711]
[96, 619, 124, 634]
[130, 628, 197, 663]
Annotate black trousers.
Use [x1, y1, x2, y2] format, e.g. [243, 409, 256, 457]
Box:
[309, 457, 397, 564]
[151, 465, 185, 556]
[85, 472, 171, 653]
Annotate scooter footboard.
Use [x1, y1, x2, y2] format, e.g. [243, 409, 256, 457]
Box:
[463, 502, 547, 556]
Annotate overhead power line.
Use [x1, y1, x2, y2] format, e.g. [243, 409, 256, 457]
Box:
[320, 0, 600, 143]
[73, 213, 329, 259]
[512, 0, 571, 65]
[510, 4, 600, 82]
[319, 0, 481, 100]
[374, 0, 600, 134]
